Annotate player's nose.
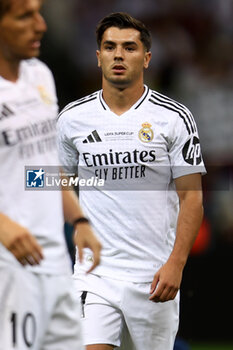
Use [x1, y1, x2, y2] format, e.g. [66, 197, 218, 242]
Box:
[114, 46, 124, 60]
[34, 13, 47, 33]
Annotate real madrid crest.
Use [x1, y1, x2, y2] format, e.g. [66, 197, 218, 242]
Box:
[138, 122, 154, 142]
[37, 85, 53, 105]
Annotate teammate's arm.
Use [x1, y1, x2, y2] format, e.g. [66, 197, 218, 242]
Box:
[0, 213, 43, 265]
[62, 187, 102, 273]
[150, 173, 203, 302]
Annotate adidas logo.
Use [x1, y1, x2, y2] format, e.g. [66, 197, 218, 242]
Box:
[0, 104, 14, 121]
[83, 130, 102, 143]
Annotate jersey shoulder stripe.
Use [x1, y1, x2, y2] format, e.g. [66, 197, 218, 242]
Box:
[149, 96, 192, 135]
[151, 90, 196, 132]
[58, 92, 98, 119]
[149, 90, 196, 135]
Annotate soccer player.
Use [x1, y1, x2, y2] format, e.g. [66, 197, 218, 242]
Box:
[0, 0, 101, 349]
[57, 12, 206, 350]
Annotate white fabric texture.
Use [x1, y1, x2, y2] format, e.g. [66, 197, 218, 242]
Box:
[0, 58, 71, 275]
[74, 273, 179, 350]
[58, 86, 206, 283]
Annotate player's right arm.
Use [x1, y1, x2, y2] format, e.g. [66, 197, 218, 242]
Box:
[0, 213, 43, 266]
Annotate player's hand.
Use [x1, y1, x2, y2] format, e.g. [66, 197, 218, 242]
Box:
[73, 222, 102, 273]
[149, 260, 183, 303]
[0, 217, 44, 266]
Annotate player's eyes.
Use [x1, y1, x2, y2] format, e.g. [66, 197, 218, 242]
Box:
[17, 12, 33, 20]
[125, 47, 135, 52]
[104, 46, 114, 51]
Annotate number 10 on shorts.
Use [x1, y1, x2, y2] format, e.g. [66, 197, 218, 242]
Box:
[10, 312, 36, 348]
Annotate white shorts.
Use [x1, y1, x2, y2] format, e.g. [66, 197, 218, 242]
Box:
[73, 273, 179, 350]
[0, 261, 84, 350]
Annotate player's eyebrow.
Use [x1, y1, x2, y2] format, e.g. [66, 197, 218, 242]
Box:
[102, 40, 115, 46]
[102, 40, 138, 47]
[122, 41, 138, 47]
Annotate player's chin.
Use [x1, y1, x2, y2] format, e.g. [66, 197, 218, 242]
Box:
[30, 48, 40, 57]
[110, 77, 131, 88]
[21, 48, 40, 59]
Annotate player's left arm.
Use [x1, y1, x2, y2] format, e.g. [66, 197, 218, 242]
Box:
[150, 173, 203, 303]
[61, 186, 102, 273]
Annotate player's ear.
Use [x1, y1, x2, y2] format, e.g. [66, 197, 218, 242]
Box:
[96, 50, 101, 67]
[144, 51, 152, 69]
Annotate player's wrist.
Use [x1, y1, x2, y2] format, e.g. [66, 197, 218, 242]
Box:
[72, 217, 89, 227]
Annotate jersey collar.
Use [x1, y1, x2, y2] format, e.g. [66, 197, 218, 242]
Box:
[99, 85, 150, 111]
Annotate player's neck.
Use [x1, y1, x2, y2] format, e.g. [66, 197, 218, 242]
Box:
[102, 80, 145, 116]
[0, 56, 20, 82]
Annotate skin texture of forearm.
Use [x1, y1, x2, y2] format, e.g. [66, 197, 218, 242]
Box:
[169, 190, 203, 268]
[149, 173, 204, 302]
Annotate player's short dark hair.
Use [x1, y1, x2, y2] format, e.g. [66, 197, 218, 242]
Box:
[0, 0, 11, 19]
[96, 12, 152, 52]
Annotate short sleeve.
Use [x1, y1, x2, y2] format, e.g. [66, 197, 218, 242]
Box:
[168, 110, 206, 179]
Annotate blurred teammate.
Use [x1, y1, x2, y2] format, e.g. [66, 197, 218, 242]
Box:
[57, 12, 205, 350]
[0, 0, 101, 349]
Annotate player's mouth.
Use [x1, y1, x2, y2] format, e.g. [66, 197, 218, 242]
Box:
[112, 65, 126, 74]
[30, 39, 42, 49]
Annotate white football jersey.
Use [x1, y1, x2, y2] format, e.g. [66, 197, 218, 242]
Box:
[0, 59, 71, 274]
[57, 85, 206, 282]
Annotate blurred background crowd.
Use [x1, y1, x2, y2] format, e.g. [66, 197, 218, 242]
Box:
[41, 0, 233, 346]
